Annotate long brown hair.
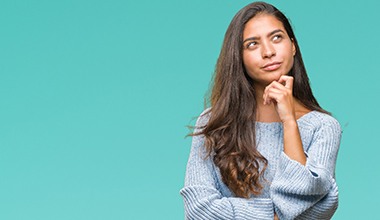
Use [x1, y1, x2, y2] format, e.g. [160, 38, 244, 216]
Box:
[194, 2, 328, 198]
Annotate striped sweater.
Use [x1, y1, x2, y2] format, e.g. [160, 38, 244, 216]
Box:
[180, 109, 341, 220]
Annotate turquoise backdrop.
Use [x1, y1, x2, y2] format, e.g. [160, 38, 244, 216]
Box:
[0, 0, 378, 219]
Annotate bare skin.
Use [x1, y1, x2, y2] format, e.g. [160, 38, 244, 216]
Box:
[274, 213, 279, 220]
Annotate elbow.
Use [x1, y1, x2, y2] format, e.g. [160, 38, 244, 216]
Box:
[299, 188, 338, 220]
[293, 181, 339, 220]
[271, 179, 339, 220]
[322, 181, 339, 216]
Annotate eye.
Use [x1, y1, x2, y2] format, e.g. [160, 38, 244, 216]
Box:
[245, 41, 257, 49]
[272, 34, 283, 42]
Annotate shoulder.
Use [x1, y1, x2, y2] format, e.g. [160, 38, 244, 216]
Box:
[195, 107, 212, 127]
[299, 111, 342, 135]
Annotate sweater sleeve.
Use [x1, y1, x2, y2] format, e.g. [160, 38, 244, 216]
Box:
[180, 111, 275, 220]
[270, 114, 342, 220]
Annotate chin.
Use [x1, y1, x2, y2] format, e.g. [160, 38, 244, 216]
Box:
[269, 72, 284, 81]
[250, 71, 287, 86]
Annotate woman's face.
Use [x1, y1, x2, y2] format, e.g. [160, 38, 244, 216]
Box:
[242, 13, 296, 87]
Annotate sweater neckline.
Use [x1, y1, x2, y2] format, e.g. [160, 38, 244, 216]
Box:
[255, 110, 317, 126]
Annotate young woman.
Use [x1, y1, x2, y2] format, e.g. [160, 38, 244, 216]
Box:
[180, 2, 341, 220]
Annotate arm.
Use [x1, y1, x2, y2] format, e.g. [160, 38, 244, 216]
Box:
[270, 117, 341, 219]
[263, 76, 306, 165]
[263, 76, 341, 219]
[180, 111, 275, 220]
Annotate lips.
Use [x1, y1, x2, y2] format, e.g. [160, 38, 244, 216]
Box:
[262, 62, 282, 71]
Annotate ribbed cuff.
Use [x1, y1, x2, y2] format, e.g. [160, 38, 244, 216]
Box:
[230, 198, 274, 220]
[273, 152, 332, 195]
[181, 186, 274, 220]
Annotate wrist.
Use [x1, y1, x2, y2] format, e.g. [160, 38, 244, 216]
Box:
[282, 118, 297, 127]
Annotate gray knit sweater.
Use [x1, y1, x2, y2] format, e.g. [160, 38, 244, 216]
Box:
[180, 109, 341, 220]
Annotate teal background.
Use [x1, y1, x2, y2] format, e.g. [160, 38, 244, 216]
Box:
[0, 0, 377, 219]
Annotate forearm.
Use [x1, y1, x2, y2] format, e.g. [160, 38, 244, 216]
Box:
[282, 119, 306, 165]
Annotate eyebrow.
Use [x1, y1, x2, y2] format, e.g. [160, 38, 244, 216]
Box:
[243, 29, 284, 43]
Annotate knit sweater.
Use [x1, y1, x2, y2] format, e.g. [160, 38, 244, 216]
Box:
[180, 109, 341, 220]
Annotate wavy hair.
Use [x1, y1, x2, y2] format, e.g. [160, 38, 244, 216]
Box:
[193, 2, 328, 198]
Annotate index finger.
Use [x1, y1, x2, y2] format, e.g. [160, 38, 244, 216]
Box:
[278, 75, 294, 90]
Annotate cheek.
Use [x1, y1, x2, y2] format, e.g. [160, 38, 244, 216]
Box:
[283, 54, 295, 75]
[287, 51, 295, 67]
[279, 45, 295, 67]
[243, 52, 260, 71]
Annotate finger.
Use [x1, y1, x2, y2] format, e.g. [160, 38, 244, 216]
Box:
[264, 81, 285, 96]
[264, 88, 283, 104]
[278, 75, 294, 90]
[266, 90, 284, 105]
[264, 84, 274, 105]
[264, 81, 285, 105]
[270, 81, 287, 91]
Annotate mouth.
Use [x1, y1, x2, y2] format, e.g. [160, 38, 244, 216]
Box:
[262, 62, 282, 71]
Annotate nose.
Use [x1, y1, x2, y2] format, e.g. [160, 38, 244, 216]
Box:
[261, 42, 276, 58]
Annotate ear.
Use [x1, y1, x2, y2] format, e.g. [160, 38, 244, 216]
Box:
[291, 38, 296, 56]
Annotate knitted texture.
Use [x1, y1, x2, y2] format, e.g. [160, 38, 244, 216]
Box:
[180, 109, 341, 220]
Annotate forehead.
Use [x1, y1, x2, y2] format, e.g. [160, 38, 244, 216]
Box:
[243, 13, 286, 38]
